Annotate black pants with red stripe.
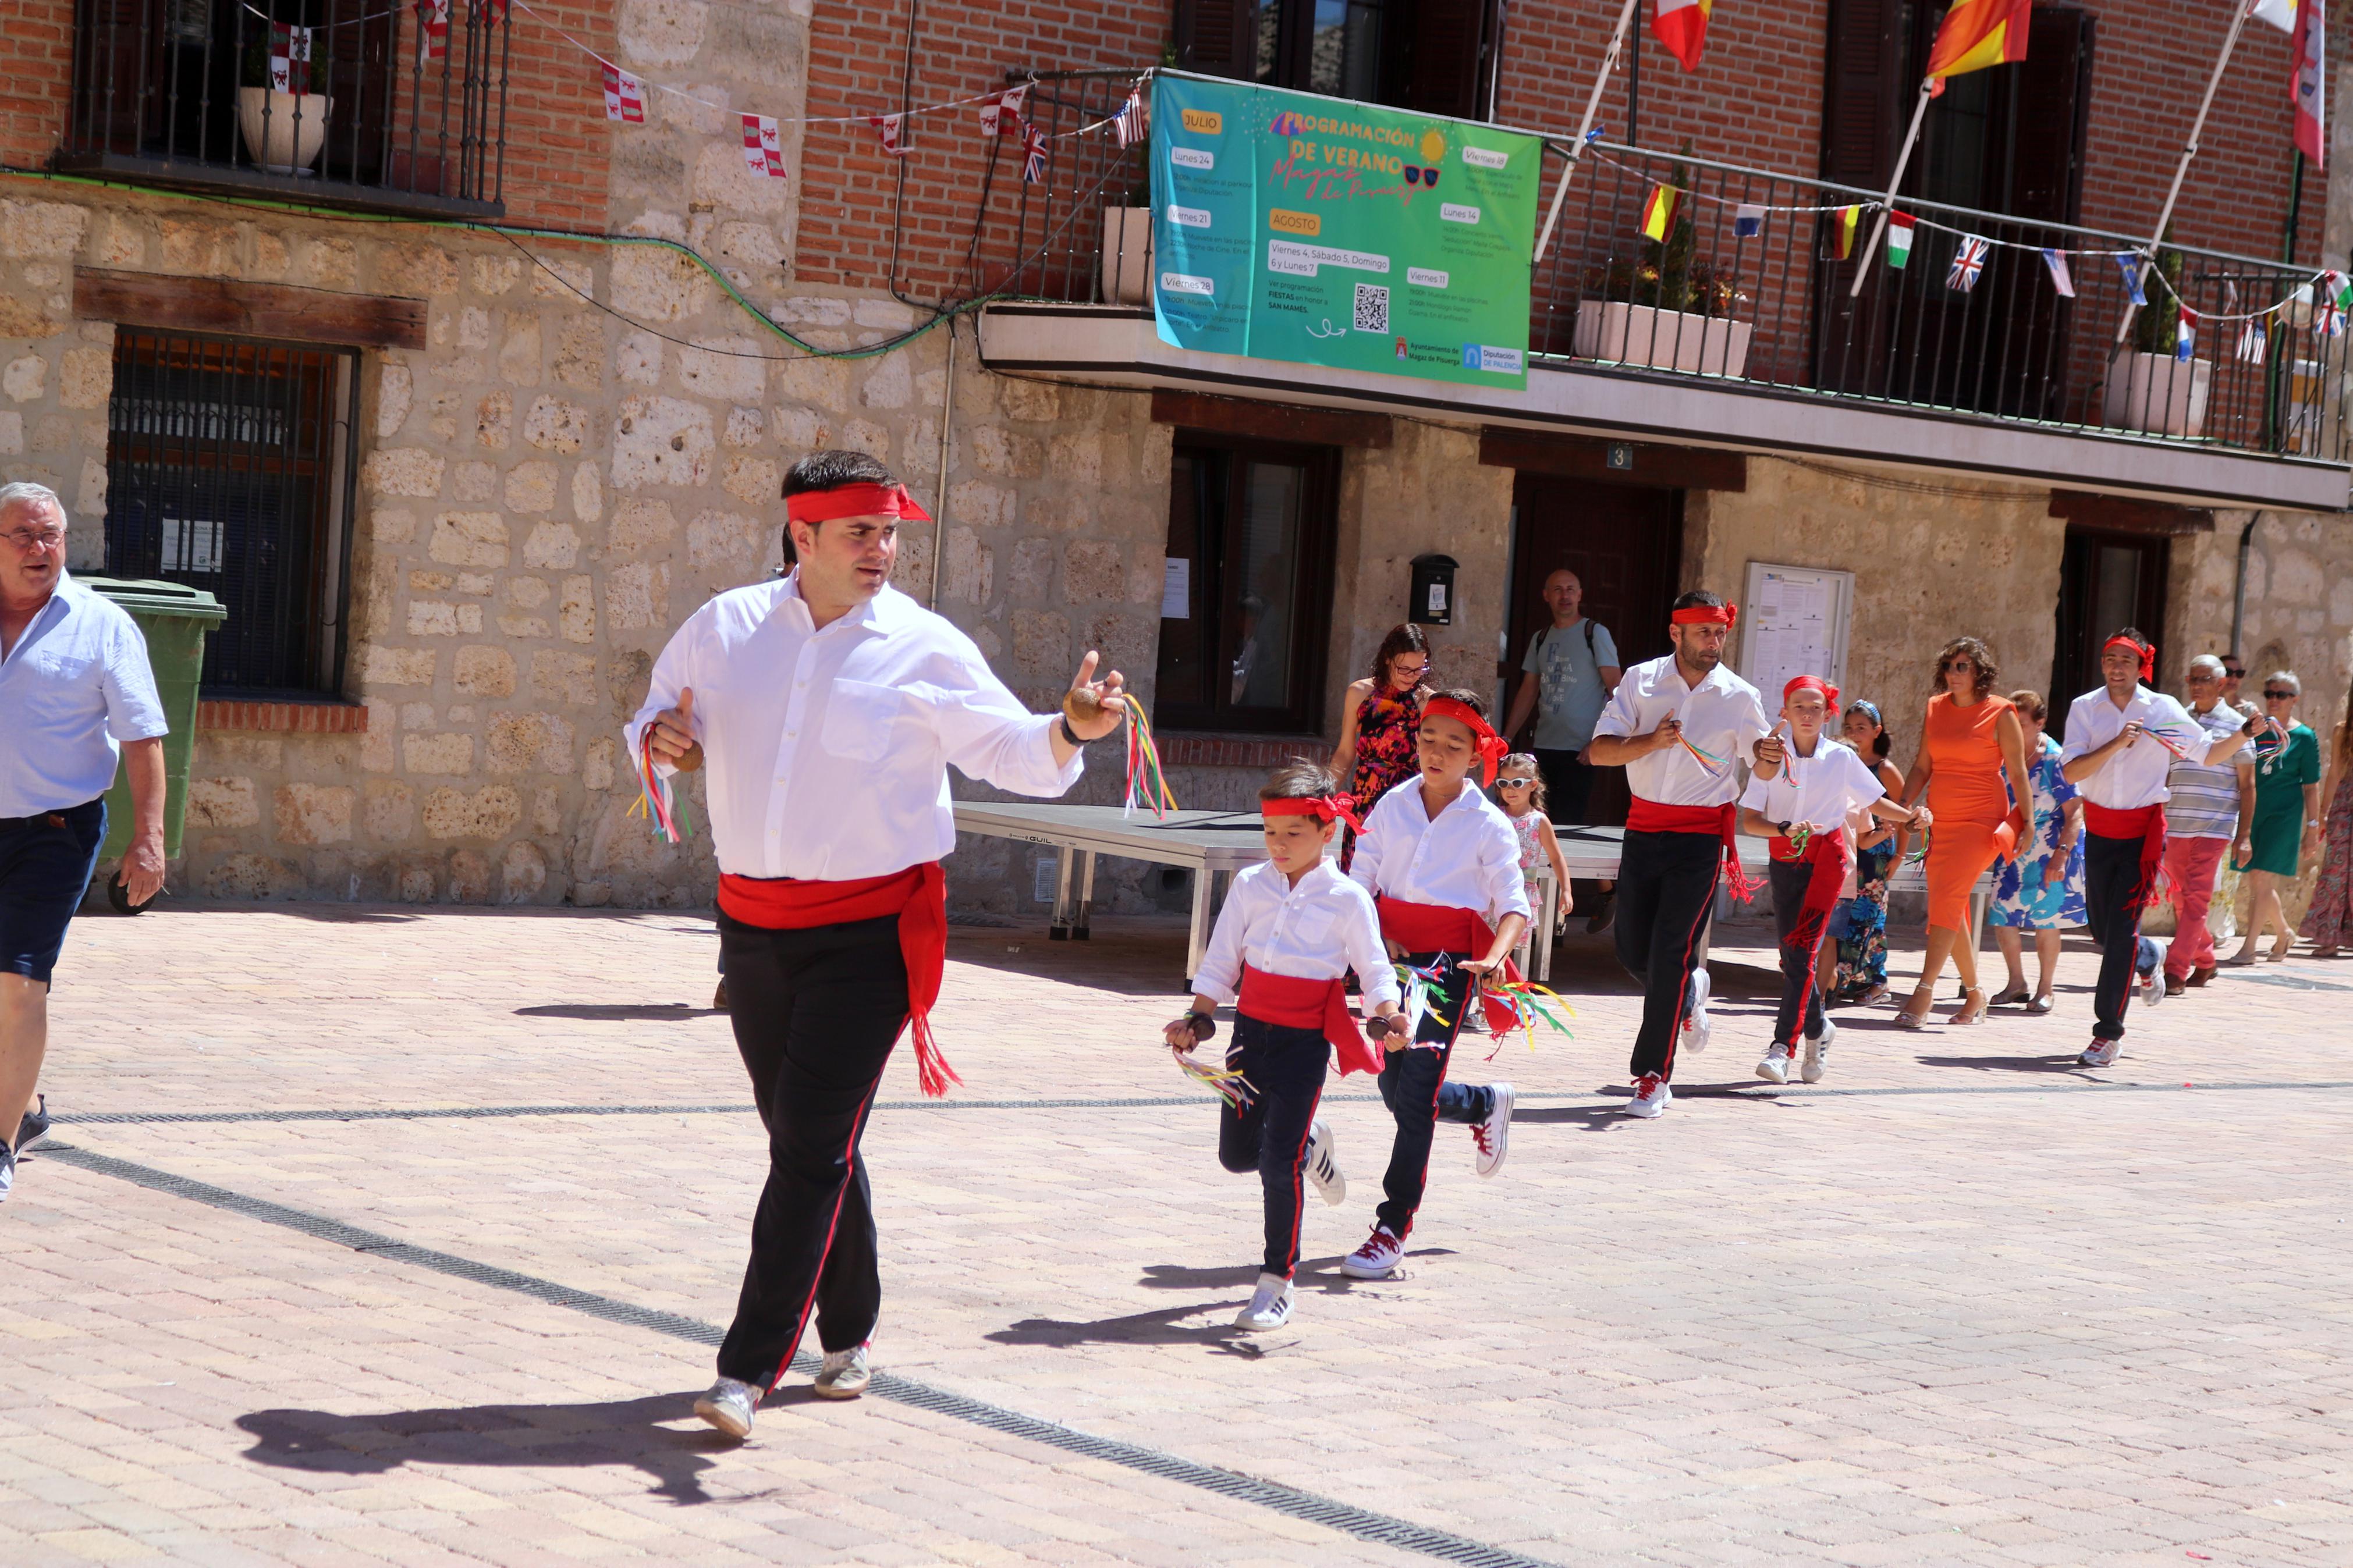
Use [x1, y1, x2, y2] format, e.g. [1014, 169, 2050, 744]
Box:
[2084, 831, 2160, 1043]
[1219, 1015, 1330, 1278]
[714, 911, 906, 1388]
[1615, 829, 1721, 1080]
[1769, 856, 1830, 1048]
[1373, 952, 1496, 1240]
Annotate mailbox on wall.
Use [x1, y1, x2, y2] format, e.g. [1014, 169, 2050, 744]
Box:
[1409, 553, 1458, 626]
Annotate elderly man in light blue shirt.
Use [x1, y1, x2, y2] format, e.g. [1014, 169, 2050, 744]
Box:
[1, 480, 169, 1202]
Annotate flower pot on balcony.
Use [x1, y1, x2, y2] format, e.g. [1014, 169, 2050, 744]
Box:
[1100, 205, 1152, 306]
[1573, 299, 1752, 378]
[2101, 349, 2211, 438]
[237, 87, 332, 175]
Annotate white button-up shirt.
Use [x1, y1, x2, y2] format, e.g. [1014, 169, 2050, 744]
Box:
[1592, 655, 1774, 807]
[1194, 859, 1400, 1009]
[1348, 777, 1532, 926]
[2059, 685, 2208, 810]
[0, 569, 169, 817]
[627, 575, 1081, 880]
[1739, 738, 1885, 831]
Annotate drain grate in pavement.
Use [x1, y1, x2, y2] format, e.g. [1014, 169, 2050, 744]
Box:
[43, 1143, 1568, 1568]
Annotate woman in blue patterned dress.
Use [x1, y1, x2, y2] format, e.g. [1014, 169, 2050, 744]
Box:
[1989, 690, 2085, 1012]
[1829, 700, 1906, 1004]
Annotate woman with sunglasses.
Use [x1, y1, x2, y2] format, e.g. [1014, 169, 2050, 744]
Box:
[2297, 680, 2353, 957]
[2228, 672, 2322, 964]
[1330, 625, 1433, 866]
[1891, 637, 2032, 1028]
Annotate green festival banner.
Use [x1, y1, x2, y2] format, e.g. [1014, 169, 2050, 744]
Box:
[1149, 74, 1542, 391]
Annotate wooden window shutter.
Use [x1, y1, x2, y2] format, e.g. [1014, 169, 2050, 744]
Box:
[2007, 5, 2095, 223]
[1387, 0, 1499, 120]
[1174, 0, 1259, 78]
[1818, 0, 1903, 191]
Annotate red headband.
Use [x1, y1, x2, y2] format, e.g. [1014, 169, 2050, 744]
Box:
[2103, 635, 2155, 682]
[1671, 602, 1738, 627]
[1420, 696, 1511, 785]
[785, 482, 933, 524]
[1263, 794, 1364, 832]
[1783, 674, 1840, 713]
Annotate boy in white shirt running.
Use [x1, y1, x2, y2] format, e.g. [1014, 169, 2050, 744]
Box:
[1737, 677, 1921, 1083]
[1166, 762, 1406, 1331]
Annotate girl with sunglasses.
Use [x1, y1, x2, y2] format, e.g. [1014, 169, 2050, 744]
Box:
[1495, 754, 1575, 943]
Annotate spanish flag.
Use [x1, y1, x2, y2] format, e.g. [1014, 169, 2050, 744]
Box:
[1925, 0, 2032, 78]
[1641, 183, 1679, 241]
[1652, 0, 1713, 72]
[1830, 204, 1861, 260]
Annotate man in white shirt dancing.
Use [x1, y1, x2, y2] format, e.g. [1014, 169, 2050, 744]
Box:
[630, 450, 1128, 1438]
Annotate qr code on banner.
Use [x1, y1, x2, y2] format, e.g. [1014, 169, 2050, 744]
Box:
[1353, 282, 1389, 333]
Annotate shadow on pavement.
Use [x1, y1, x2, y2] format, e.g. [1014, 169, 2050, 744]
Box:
[986, 1300, 1258, 1352]
[236, 1395, 739, 1503]
[516, 1004, 725, 1021]
[1134, 1249, 1456, 1291]
[1916, 1054, 2093, 1075]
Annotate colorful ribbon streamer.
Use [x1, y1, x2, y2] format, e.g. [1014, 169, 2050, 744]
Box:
[1174, 1049, 1254, 1112]
[627, 737, 692, 844]
[1121, 694, 1178, 818]
[1393, 959, 1454, 1041]
[1678, 734, 1731, 774]
[1477, 976, 1577, 1056]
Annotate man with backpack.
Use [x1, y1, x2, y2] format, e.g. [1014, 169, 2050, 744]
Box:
[1504, 569, 1623, 929]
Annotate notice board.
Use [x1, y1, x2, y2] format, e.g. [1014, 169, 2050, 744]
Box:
[1739, 563, 1854, 703]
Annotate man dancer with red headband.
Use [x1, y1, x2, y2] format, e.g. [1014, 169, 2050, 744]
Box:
[2058, 628, 2209, 1068]
[1343, 689, 1528, 1281]
[1587, 591, 1783, 1118]
[631, 450, 1130, 1438]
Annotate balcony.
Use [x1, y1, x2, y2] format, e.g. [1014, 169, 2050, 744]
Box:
[980, 73, 2350, 512]
[58, 0, 510, 217]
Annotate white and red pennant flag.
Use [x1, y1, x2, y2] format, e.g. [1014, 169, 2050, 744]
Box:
[2237, 319, 2270, 364]
[2175, 305, 2199, 361]
[269, 22, 312, 92]
[979, 84, 1030, 137]
[741, 113, 787, 179]
[601, 63, 645, 123]
[868, 112, 909, 155]
[1112, 88, 1147, 148]
[417, 0, 449, 63]
[1020, 120, 1049, 184]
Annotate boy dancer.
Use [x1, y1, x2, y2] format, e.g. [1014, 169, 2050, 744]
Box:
[1586, 591, 1783, 1118]
[1165, 763, 1406, 1331]
[2059, 628, 2209, 1067]
[1344, 690, 1528, 1281]
[1736, 677, 1920, 1083]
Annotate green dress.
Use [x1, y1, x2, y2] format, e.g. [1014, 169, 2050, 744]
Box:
[2246, 721, 2319, 876]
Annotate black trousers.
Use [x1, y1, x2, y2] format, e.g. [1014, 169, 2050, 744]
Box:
[1218, 1015, 1330, 1278]
[1614, 829, 1721, 1080]
[2084, 831, 2159, 1043]
[1373, 952, 1496, 1239]
[714, 911, 906, 1387]
[1532, 748, 1596, 826]
[1768, 856, 1829, 1048]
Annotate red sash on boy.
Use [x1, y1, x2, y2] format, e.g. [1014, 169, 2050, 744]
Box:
[718, 864, 960, 1096]
[1770, 826, 1854, 951]
[1626, 797, 1762, 901]
[1374, 896, 1522, 1035]
[1237, 965, 1383, 1076]
[2082, 801, 2167, 915]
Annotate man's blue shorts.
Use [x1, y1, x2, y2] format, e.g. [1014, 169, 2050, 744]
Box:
[0, 798, 108, 986]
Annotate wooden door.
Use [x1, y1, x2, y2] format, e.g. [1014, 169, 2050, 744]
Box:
[2047, 526, 2167, 742]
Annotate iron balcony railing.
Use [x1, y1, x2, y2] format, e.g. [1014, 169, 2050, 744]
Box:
[61, 0, 510, 216]
[993, 70, 2347, 463]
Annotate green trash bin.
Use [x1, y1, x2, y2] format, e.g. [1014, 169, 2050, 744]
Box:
[78, 577, 226, 870]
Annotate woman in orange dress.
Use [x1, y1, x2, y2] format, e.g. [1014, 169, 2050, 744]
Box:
[1891, 637, 2033, 1027]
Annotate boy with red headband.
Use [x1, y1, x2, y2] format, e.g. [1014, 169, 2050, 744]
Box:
[630, 450, 1130, 1439]
[1343, 689, 1528, 1281]
[1737, 677, 1921, 1084]
[1587, 591, 1784, 1118]
[2058, 628, 2209, 1068]
[1164, 762, 1406, 1331]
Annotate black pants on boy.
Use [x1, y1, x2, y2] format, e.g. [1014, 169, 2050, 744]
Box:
[1374, 952, 1497, 1239]
[1218, 1015, 1330, 1278]
[1768, 856, 1829, 1048]
[2084, 831, 2159, 1043]
[713, 911, 906, 1389]
[1614, 829, 1721, 1079]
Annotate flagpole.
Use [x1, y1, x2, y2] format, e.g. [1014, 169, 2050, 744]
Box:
[2114, 1, 2253, 343]
[1847, 79, 1935, 297]
[1533, 0, 1642, 263]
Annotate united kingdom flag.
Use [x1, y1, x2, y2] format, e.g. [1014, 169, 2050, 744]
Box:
[1947, 234, 1989, 293]
[1020, 121, 1049, 184]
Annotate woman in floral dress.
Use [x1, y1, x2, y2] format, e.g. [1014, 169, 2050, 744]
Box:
[1329, 624, 1432, 865]
[2299, 684, 2353, 956]
[1829, 699, 1906, 1004]
[1988, 691, 2085, 1013]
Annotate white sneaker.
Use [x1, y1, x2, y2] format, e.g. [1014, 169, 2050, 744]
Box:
[1802, 1018, 1835, 1083]
[813, 1342, 871, 1400]
[1234, 1271, 1294, 1329]
[1471, 1083, 1513, 1177]
[1303, 1118, 1346, 1207]
[1340, 1225, 1402, 1279]
[1755, 1044, 1793, 1083]
[694, 1376, 759, 1438]
[2138, 947, 2165, 1008]
[1626, 1072, 1672, 1118]
[2079, 1039, 2119, 1068]
[1681, 969, 1712, 1055]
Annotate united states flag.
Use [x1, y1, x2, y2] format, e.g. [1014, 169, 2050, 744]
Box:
[1947, 234, 1989, 293]
[1112, 89, 1147, 149]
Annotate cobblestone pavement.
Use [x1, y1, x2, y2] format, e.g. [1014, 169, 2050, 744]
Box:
[6, 901, 2353, 1567]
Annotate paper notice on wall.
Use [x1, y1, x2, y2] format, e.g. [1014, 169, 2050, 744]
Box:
[1161, 557, 1191, 619]
[1741, 563, 1851, 706]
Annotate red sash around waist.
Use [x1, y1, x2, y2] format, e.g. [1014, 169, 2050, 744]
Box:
[1237, 966, 1382, 1077]
[1770, 827, 1853, 952]
[2082, 801, 2167, 916]
[1626, 796, 1760, 901]
[718, 864, 960, 1096]
[1374, 897, 1523, 1036]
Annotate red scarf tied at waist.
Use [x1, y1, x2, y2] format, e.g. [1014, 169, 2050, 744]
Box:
[1625, 797, 1763, 902]
[2082, 801, 2167, 916]
[1237, 965, 1383, 1076]
[1375, 897, 1524, 1036]
[718, 864, 961, 1097]
[1771, 826, 1854, 953]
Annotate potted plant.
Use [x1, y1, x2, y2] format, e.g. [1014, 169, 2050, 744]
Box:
[236, 24, 332, 176]
[1100, 174, 1152, 307]
[1574, 155, 1753, 378]
[2102, 240, 2210, 438]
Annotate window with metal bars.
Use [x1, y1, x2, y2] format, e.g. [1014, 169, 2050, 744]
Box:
[103, 329, 360, 698]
